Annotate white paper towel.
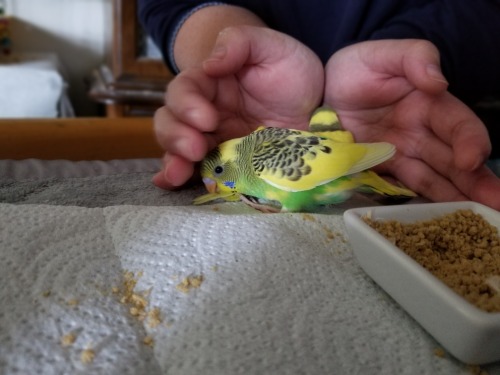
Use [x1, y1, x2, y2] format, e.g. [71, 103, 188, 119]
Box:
[0, 202, 495, 375]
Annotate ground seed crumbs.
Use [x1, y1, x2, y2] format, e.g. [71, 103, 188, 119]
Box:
[433, 347, 446, 358]
[60, 333, 76, 347]
[176, 275, 204, 293]
[112, 271, 164, 348]
[80, 348, 95, 364]
[302, 213, 316, 222]
[147, 307, 163, 328]
[143, 336, 154, 347]
[364, 209, 500, 312]
[467, 364, 489, 375]
[66, 298, 79, 307]
[116, 271, 151, 321]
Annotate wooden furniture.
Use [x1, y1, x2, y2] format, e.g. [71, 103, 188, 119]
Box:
[89, 0, 173, 117]
[0, 118, 163, 160]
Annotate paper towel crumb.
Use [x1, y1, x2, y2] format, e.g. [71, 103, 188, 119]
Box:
[176, 275, 204, 293]
[61, 332, 77, 347]
[80, 348, 95, 364]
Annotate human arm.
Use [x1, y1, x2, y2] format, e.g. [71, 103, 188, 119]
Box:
[173, 5, 266, 71]
[139, 3, 324, 188]
[148, 4, 265, 188]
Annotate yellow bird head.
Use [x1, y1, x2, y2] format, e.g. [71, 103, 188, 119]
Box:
[194, 138, 243, 204]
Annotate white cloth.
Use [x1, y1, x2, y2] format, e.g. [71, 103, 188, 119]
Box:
[1, 202, 496, 374]
[1, 157, 498, 374]
[0, 53, 73, 117]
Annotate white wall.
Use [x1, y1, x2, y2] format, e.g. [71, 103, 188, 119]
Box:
[5, 0, 112, 116]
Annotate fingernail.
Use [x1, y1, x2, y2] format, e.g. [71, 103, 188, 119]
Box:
[426, 64, 448, 84]
[152, 170, 162, 184]
[152, 170, 169, 188]
[209, 44, 227, 60]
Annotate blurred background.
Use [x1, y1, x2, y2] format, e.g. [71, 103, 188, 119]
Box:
[0, 0, 497, 163]
[0, 0, 172, 118]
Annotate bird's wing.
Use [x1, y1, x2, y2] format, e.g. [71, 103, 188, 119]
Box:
[251, 127, 395, 192]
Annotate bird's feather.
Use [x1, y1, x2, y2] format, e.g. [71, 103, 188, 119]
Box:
[250, 127, 395, 192]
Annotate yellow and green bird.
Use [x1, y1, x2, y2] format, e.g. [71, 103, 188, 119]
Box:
[193, 107, 416, 212]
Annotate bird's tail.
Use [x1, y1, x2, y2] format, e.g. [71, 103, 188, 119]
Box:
[352, 170, 417, 197]
[308, 106, 355, 143]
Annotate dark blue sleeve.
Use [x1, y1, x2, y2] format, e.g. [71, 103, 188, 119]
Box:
[137, 0, 196, 72]
[138, 0, 500, 102]
[366, 1, 500, 104]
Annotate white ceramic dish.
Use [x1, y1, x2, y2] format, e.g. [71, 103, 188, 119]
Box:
[343, 202, 500, 365]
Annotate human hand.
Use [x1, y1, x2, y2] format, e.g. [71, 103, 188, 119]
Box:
[153, 26, 324, 189]
[324, 39, 500, 210]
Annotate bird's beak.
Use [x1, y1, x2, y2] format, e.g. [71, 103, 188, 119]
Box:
[202, 177, 218, 194]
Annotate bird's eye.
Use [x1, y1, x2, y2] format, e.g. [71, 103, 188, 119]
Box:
[214, 166, 224, 175]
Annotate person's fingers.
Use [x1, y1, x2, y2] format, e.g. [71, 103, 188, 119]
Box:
[153, 107, 209, 162]
[398, 39, 449, 94]
[384, 130, 500, 210]
[203, 26, 290, 76]
[458, 167, 500, 211]
[325, 39, 449, 108]
[164, 69, 220, 133]
[152, 153, 195, 189]
[390, 90, 492, 172]
[426, 93, 491, 171]
[202, 26, 324, 115]
[383, 155, 467, 202]
[413, 122, 499, 209]
[354, 39, 448, 94]
[152, 169, 172, 190]
[152, 102, 213, 190]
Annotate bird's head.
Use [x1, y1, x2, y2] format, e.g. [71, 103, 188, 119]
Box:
[193, 139, 242, 204]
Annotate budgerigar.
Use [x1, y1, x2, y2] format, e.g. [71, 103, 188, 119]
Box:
[193, 107, 416, 212]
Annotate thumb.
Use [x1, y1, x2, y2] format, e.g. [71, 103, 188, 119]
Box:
[202, 26, 256, 76]
[202, 25, 293, 77]
[399, 39, 449, 94]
